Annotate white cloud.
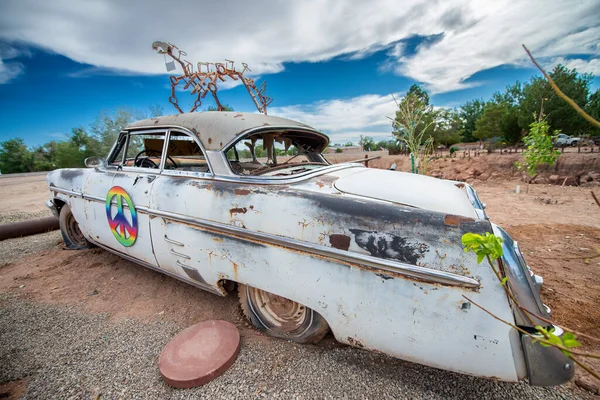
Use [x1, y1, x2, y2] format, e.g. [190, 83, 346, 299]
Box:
[547, 57, 600, 76]
[0, 44, 27, 83]
[0, 59, 23, 84]
[0, 0, 597, 92]
[271, 93, 399, 143]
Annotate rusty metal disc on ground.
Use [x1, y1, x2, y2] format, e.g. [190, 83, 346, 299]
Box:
[158, 320, 240, 388]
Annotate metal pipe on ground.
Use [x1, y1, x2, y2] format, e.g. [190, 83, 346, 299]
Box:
[0, 217, 59, 241]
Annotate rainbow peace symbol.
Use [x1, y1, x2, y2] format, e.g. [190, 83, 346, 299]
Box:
[106, 186, 138, 247]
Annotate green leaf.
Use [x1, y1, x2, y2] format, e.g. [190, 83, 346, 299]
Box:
[561, 332, 581, 350]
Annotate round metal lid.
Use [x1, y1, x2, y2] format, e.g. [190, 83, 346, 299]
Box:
[158, 320, 241, 388]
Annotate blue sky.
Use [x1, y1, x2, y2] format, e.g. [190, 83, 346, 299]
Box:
[0, 0, 598, 147]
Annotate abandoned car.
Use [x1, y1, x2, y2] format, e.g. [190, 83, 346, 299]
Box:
[46, 111, 573, 386]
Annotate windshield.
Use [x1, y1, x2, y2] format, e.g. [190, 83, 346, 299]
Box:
[225, 130, 329, 177]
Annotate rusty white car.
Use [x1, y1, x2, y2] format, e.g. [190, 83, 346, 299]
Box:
[46, 112, 573, 386]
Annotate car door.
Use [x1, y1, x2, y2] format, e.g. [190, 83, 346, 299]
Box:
[83, 129, 168, 267]
[148, 129, 220, 292]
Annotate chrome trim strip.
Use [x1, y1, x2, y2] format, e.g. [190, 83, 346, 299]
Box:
[164, 235, 184, 246]
[50, 187, 80, 197]
[88, 238, 223, 295]
[170, 248, 190, 259]
[149, 208, 480, 288]
[83, 193, 105, 203]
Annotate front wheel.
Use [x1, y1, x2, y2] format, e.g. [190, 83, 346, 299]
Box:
[59, 204, 92, 250]
[238, 284, 329, 344]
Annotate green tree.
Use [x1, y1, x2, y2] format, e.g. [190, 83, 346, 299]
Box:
[0, 138, 34, 173]
[499, 108, 522, 145]
[54, 128, 102, 168]
[516, 120, 561, 191]
[473, 104, 505, 141]
[586, 89, 600, 134]
[406, 84, 430, 106]
[32, 141, 58, 171]
[520, 64, 592, 135]
[359, 135, 376, 151]
[91, 108, 135, 157]
[430, 109, 462, 147]
[459, 99, 485, 142]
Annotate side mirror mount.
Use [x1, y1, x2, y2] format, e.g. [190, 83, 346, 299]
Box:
[85, 157, 106, 169]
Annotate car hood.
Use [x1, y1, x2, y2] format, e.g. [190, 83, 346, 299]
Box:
[333, 168, 479, 219]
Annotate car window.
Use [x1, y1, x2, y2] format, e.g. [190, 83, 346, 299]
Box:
[107, 131, 167, 169]
[225, 131, 328, 177]
[164, 132, 210, 173]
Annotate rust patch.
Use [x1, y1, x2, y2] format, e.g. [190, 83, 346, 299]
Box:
[229, 207, 248, 216]
[232, 262, 239, 280]
[329, 234, 351, 251]
[444, 214, 475, 226]
[208, 137, 213, 144]
[235, 189, 251, 196]
[347, 337, 364, 348]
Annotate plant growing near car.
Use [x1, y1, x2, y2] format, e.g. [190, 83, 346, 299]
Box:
[515, 120, 560, 192]
[461, 232, 599, 380]
[389, 92, 435, 174]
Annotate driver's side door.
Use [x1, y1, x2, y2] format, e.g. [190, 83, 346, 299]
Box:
[83, 129, 168, 267]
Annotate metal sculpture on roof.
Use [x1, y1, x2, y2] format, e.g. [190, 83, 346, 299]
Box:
[152, 41, 272, 115]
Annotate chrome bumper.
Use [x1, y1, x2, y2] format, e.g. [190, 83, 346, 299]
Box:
[45, 199, 59, 218]
[492, 224, 575, 386]
[521, 325, 575, 386]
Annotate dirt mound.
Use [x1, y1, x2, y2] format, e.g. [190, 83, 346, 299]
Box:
[428, 153, 600, 185]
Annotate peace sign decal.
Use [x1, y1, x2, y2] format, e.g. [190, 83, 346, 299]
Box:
[105, 186, 138, 247]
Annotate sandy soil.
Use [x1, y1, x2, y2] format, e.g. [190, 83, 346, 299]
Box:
[1, 160, 599, 394]
[0, 172, 49, 216]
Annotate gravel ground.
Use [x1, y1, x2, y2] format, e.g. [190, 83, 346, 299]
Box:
[0, 210, 61, 267]
[0, 293, 587, 400]
[0, 210, 52, 224]
[0, 230, 61, 267]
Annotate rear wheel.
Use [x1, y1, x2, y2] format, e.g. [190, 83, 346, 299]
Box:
[238, 284, 329, 344]
[59, 205, 92, 250]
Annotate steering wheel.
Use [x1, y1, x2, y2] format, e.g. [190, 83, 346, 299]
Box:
[133, 149, 178, 169]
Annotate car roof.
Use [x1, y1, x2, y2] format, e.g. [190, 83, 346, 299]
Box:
[126, 111, 323, 151]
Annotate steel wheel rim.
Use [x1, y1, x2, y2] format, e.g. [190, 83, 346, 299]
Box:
[65, 211, 86, 247]
[250, 288, 307, 332]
